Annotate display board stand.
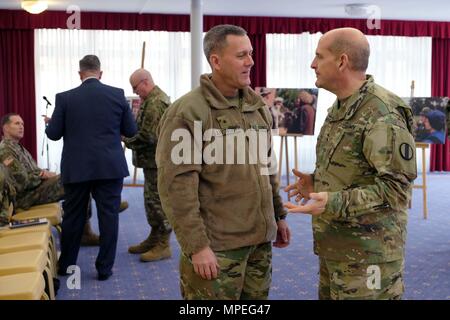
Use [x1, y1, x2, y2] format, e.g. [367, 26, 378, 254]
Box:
[278, 134, 302, 200]
[413, 142, 429, 219]
[409, 80, 428, 219]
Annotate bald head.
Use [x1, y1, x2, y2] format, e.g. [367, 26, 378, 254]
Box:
[130, 68, 154, 86]
[321, 28, 370, 72]
[129, 68, 155, 99]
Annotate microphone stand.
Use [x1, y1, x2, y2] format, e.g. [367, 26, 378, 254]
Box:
[41, 100, 50, 170]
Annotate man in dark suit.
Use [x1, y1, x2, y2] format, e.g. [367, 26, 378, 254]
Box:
[45, 55, 137, 281]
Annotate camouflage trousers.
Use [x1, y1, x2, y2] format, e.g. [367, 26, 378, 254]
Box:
[16, 175, 64, 210]
[180, 242, 272, 300]
[143, 168, 171, 234]
[319, 257, 404, 300]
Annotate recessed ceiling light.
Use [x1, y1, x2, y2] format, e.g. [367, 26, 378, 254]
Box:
[21, 0, 48, 15]
[344, 3, 371, 16]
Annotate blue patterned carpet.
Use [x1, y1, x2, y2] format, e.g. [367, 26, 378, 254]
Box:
[56, 173, 450, 300]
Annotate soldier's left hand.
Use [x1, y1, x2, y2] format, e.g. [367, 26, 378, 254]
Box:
[191, 246, 220, 280]
[273, 219, 290, 248]
[283, 192, 328, 216]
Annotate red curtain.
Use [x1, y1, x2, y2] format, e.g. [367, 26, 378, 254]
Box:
[248, 33, 266, 88]
[2, 9, 450, 159]
[0, 30, 36, 159]
[204, 15, 450, 38]
[430, 38, 450, 171]
[0, 10, 190, 31]
[2, 10, 450, 38]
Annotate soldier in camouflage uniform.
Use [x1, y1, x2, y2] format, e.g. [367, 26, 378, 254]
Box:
[124, 69, 173, 262]
[0, 113, 101, 244]
[285, 28, 417, 300]
[156, 25, 291, 300]
[0, 115, 64, 209]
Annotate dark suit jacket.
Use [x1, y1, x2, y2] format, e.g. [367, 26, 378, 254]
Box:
[46, 78, 137, 184]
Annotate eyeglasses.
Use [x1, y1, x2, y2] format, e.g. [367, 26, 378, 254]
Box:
[132, 78, 147, 92]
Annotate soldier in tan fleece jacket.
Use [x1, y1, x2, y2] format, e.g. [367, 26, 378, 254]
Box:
[156, 24, 291, 300]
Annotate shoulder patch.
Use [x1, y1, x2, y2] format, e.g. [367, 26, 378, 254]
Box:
[399, 143, 414, 161]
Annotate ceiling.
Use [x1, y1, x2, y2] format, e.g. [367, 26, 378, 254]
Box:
[1, 0, 450, 22]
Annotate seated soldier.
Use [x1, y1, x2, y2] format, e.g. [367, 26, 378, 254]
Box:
[0, 113, 128, 244]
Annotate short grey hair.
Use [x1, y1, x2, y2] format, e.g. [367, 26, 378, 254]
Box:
[329, 38, 370, 72]
[1, 113, 19, 127]
[79, 55, 101, 72]
[203, 24, 247, 63]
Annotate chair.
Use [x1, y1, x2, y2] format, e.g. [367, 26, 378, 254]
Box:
[0, 272, 48, 300]
[4, 203, 60, 268]
[0, 224, 58, 278]
[0, 232, 49, 255]
[0, 249, 55, 299]
[0, 232, 57, 278]
[15, 203, 61, 213]
[12, 204, 62, 233]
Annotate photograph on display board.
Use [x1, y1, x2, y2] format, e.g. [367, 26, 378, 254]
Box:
[402, 97, 448, 144]
[126, 96, 141, 120]
[255, 87, 319, 135]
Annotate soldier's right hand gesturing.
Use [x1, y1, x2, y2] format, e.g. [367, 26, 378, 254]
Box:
[284, 169, 314, 202]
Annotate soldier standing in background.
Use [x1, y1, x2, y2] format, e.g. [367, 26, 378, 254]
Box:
[285, 28, 417, 299]
[124, 69, 172, 262]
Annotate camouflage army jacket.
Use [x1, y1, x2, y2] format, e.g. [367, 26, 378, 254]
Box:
[0, 138, 42, 196]
[123, 86, 170, 168]
[0, 165, 16, 226]
[156, 74, 286, 256]
[313, 75, 417, 263]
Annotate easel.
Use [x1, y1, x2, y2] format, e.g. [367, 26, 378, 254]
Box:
[410, 80, 428, 219]
[413, 143, 428, 219]
[278, 134, 302, 198]
[124, 42, 146, 187]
